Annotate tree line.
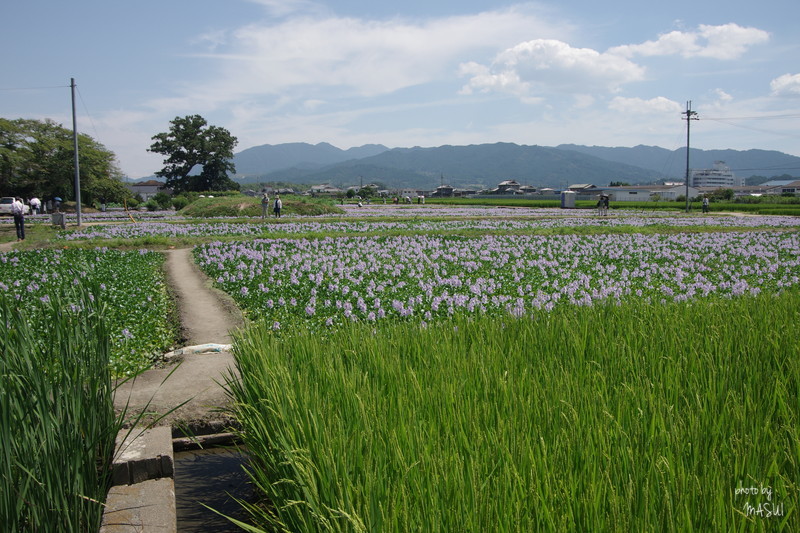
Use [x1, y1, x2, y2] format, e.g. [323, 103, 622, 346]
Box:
[0, 114, 239, 205]
[0, 118, 130, 204]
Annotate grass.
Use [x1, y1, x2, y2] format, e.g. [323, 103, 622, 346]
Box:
[0, 284, 122, 531]
[179, 195, 344, 218]
[227, 291, 799, 532]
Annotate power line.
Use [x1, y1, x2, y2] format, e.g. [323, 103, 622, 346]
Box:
[0, 85, 70, 91]
[75, 84, 102, 145]
[702, 113, 800, 120]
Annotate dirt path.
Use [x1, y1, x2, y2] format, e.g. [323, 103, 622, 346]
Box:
[113, 248, 245, 432]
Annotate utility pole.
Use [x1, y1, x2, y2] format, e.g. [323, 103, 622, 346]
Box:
[71, 78, 82, 226]
[682, 101, 699, 213]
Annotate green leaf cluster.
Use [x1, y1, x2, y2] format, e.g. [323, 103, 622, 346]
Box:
[0, 117, 131, 204]
[148, 115, 239, 193]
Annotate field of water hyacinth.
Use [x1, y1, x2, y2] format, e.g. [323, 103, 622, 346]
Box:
[197, 230, 800, 330]
[57, 212, 800, 242]
[0, 248, 175, 375]
[201, 215, 799, 530]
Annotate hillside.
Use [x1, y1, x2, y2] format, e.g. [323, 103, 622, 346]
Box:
[232, 141, 800, 190]
[557, 144, 800, 180]
[248, 143, 666, 189]
[234, 142, 389, 176]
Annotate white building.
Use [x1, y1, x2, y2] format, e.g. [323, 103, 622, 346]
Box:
[604, 185, 698, 202]
[690, 161, 744, 188]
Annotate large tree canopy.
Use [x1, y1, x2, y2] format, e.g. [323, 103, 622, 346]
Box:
[0, 118, 130, 204]
[148, 115, 239, 193]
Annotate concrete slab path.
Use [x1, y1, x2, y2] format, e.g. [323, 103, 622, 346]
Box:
[113, 248, 245, 431]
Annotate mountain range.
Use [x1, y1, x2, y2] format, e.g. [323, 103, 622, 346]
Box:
[232, 142, 800, 189]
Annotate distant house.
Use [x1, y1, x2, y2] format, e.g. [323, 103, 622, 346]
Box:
[567, 184, 597, 192]
[309, 184, 342, 196]
[487, 180, 536, 195]
[768, 180, 800, 195]
[429, 185, 454, 197]
[127, 180, 169, 201]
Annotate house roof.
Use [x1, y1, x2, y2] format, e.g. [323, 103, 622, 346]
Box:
[760, 179, 796, 187]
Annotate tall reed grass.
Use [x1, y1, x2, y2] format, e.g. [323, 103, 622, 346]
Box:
[0, 284, 121, 531]
[228, 291, 799, 531]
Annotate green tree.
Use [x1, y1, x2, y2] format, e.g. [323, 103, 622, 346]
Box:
[0, 118, 130, 204]
[148, 115, 239, 193]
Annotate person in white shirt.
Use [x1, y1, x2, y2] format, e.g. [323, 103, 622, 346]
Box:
[11, 197, 25, 241]
[273, 195, 282, 218]
[29, 196, 41, 214]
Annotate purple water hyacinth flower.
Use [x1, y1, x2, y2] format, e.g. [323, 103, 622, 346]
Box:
[193, 227, 800, 329]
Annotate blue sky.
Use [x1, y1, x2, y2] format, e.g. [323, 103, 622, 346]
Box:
[2, 0, 799, 178]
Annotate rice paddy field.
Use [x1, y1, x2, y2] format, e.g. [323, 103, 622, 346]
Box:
[191, 206, 798, 532]
[1, 202, 799, 531]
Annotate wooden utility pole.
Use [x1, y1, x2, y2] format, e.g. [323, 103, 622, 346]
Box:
[682, 101, 699, 213]
[71, 78, 82, 226]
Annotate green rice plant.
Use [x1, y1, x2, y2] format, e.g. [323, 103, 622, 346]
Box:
[227, 291, 799, 532]
[0, 284, 121, 531]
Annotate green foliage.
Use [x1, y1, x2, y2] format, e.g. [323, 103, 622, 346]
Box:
[171, 195, 190, 210]
[179, 195, 343, 218]
[229, 292, 800, 531]
[148, 115, 238, 193]
[0, 285, 120, 531]
[0, 117, 130, 204]
[0, 248, 176, 376]
[152, 191, 173, 210]
[709, 188, 735, 201]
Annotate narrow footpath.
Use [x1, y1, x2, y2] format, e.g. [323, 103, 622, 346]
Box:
[113, 247, 245, 431]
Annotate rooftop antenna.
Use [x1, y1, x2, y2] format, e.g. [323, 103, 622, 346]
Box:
[682, 101, 699, 213]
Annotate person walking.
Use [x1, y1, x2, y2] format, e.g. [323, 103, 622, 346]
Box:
[29, 196, 41, 215]
[273, 195, 282, 218]
[260, 193, 270, 219]
[702, 196, 709, 214]
[11, 197, 25, 241]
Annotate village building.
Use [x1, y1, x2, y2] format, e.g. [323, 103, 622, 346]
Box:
[308, 184, 343, 196]
[690, 161, 744, 188]
[603, 184, 698, 202]
[126, 179, 169, 201]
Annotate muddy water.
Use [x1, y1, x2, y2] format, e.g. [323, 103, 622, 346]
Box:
[174, 446, 254, 532]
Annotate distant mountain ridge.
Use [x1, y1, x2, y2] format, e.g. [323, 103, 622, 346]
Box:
[234, 142, 389, 175]
[557, 144, 800, 180]
[232, 142, 800, 189]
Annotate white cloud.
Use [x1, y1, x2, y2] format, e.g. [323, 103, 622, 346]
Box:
[771, 73, 800, 97]
[713, 88, 734, 103]
[170, 6, 565, 110]
[609, 23, 769, 60]
[608, 96, 683, 115]
[460, 39, 645, 100]
[244, 0, 324, 17]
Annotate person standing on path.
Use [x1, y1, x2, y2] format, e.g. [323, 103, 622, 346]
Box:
[11, 197, 25, 241]
[702, 196, 709, 213]
[273, 195, 282, 218]
[260, 193, 270, 219]
[29, 196, 41, 215]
